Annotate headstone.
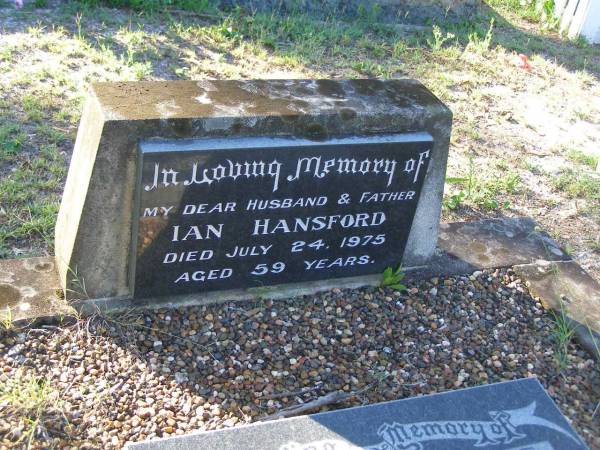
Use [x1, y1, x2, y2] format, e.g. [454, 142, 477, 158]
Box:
[135, 134, 432, 297]
[124, 378, 588, 450]
[55, 79, 451, 304]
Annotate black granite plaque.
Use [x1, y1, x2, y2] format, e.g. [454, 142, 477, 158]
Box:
[124, 378, 588, 450]
[133, 133, 433, 298]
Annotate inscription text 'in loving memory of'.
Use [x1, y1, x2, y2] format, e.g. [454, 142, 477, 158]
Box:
[133, 134, 433, 298]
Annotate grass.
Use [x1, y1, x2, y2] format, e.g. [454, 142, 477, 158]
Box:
[552, 169, 600, 201]
[0, 123, 25, 160]
[0, 369, 65, 449]
[486, 0, 558, 30]
[0, 306, 13, 330]
[444, 156, 521, 210]
[0, 141, 65, 257]
[426, 25, 455, 51]
[66, 265, 89, 299]
[549, 302, 576, 372]
[547, 296, 600, 427]
[0, 1, 598, 274]
[588, 237, 600, 252]
[539, 137, 599, 219]
[75, 0, 215, 13]
[566, 148, 599, 169]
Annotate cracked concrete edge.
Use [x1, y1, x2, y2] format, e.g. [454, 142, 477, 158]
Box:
[513, 260, 600, 361]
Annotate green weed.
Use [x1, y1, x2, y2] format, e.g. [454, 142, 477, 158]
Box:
[587, 237, 600, 252]
[552, 169, 600, 201]
[66, 265, 89, 299]
[573, 108, 593, 122]
[427, 25, 455, 52]
[35, 124, 67, 146]
[75, 12, 84, 40]
[550, 303, 576, 372]
[22, 95, 53, 123]
[380, 265, 407, 291]
[357, 3, 382, 24]
[0, 45, 16, 62]
[466, 18, 495, 53]
[0, 370, 64, 449]
[352, 61, 396, 78]
[0, 306, 13, 330]
[444, 190, 467, 210]
[566, 148, 599, 169]
[487, 172, 521, 195]
[444, 156, 517, 210]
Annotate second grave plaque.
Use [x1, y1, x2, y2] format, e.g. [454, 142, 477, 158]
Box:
[134, 133, 432, 297]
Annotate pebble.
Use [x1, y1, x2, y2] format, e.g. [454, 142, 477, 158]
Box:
[137, 407, 155, 419]
[7, 344, 24, 356]
[1, 268, 597, 449]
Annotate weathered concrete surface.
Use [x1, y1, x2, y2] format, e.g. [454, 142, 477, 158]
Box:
[437, 216, 570, 267]
[514, 260, 600, 360]
[55, 79, 452, 301]
[0, 257, 75, 325]
[402, 217, 571, 282]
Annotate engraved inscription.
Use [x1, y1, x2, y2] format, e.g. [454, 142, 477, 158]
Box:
[134, 135, 433, 298]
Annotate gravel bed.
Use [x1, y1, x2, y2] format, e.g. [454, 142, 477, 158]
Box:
[1, 268, 599, 449]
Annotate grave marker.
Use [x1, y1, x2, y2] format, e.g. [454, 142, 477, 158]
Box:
[124, 378, 588, 450]
[135, 134, 432, 297]
[55, 79, 451, 305]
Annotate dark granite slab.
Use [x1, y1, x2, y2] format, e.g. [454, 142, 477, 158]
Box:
[134, 134, 432, 298]
[124, 378, 587, 450]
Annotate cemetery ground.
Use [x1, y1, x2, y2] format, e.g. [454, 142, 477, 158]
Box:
[1, 269, 600, 449]
[0, 0, 599, 449]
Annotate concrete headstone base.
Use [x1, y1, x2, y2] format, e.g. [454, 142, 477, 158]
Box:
[54, 79, 452, 301]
